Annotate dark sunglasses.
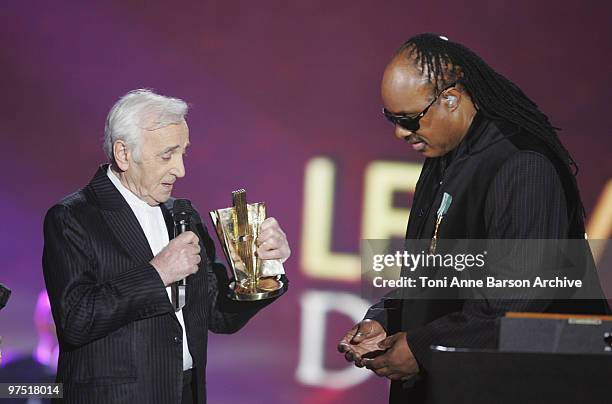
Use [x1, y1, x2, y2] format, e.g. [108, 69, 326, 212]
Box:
[382, 82, 457, 132]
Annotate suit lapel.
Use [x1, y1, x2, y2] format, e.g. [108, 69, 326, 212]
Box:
[102, 210, 154, 263]
[160, 202, 175, 243]
[87, 165, 154, 266]
[86, 165, 181, 326]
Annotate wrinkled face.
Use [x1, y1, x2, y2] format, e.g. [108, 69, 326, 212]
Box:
[381, 56, 465, 158]
[123, 120, 190, 205]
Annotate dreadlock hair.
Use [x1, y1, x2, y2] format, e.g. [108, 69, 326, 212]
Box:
[396, 33, 585, 223]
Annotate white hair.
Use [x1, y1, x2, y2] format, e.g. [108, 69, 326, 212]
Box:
[103, 89, 188, 162]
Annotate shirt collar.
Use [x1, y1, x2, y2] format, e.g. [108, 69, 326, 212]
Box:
[106, 166, 159, 211]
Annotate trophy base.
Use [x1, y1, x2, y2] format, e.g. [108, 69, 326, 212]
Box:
[228, 276, 284, 301]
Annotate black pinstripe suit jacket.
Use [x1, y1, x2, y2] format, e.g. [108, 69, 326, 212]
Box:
[42, 165, 283, 403]
[365, 114, 609, 403]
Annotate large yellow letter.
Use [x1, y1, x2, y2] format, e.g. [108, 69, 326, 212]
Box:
[361, 161, 422, 239]
[301, 158, 360, 280]
[301, 157, 422, 281]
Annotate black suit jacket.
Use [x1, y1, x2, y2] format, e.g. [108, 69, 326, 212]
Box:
[42, 165, 285, 403]
[365, 114, 609, 402]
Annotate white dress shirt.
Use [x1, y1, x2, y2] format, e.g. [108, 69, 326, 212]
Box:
[107, 167, 193, 371]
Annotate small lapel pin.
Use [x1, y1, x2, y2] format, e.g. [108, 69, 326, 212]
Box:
[430, 193, 453, 254]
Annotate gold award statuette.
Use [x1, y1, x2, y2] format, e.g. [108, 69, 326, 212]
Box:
[209, 189, 284, 301]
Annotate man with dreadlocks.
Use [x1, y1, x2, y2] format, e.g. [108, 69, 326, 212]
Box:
[338, 33, 609, 402]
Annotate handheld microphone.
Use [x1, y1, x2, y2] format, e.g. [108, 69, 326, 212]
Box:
[0, 284, 11, 310]
[171, 199, 194, 311]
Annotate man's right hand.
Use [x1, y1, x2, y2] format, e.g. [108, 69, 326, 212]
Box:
[150, 231, 201, 286]
[337, 319, 387, 367]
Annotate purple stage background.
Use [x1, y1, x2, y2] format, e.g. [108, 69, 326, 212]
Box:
[1, 1, 611, 403]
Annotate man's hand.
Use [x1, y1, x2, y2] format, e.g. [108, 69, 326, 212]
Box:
[338, 320, 387, 365]
[363, 332, 419, 381]
[150, 231, 201, 286]
[256, 217, 291, 263]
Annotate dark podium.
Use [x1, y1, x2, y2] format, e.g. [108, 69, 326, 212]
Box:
[426, 313, 612, 404]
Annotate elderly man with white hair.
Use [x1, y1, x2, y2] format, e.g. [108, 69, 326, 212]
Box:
[42, 89, 290, 404]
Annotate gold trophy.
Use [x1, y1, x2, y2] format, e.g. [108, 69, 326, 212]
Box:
[209, 189, 284, 301]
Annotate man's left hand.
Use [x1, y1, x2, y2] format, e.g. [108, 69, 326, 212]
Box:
[363, 332, 419, 381]
[256, 217, 291, 263]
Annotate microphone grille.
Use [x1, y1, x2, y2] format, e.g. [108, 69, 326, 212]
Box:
[173, 199, 193, 215]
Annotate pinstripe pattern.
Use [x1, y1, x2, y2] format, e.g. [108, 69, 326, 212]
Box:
[43, 165, 285, 403]
[403, 147, 569, 361]
[364, 115, 609, 402]
[484, 151, 567, 238]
